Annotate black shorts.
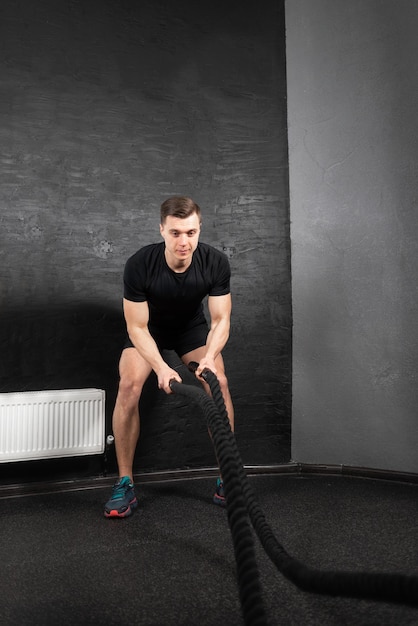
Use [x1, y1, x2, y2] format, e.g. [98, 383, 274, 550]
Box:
[123, 321, 209, 358]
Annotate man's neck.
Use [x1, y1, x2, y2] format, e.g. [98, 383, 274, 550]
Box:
[164, 249, 192, 273]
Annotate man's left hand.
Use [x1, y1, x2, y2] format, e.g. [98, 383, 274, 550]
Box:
[195, 356, 217, 379]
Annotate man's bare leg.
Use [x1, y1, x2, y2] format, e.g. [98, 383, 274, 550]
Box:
[104, 348, 152, 518]
[112, 347, 153, 481]
[181, 348, 233, 507]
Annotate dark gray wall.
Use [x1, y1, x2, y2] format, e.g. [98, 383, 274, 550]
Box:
[286, 0, 418, 473]
[0, 1, 291, 474]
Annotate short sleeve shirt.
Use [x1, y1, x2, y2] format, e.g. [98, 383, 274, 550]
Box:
[123, 242, 231, 331]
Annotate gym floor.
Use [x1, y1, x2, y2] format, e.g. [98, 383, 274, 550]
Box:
[0, 473, 417, 626]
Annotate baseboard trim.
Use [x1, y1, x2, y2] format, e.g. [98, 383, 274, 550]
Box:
[293, 462, 418, 484]
[0, 462, 417, 499]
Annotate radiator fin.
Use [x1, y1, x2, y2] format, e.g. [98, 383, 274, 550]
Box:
[0, 389, 105, 462]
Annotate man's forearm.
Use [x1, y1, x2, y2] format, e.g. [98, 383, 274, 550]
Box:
[205, 318, 230, 360]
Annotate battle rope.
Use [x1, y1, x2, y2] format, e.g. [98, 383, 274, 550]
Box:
[182, 363, 418, 608]
[169, 377, 267, 626]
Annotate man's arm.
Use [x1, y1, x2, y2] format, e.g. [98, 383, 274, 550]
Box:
[196, 293, 232, 377]
[123, 298, 182, 393]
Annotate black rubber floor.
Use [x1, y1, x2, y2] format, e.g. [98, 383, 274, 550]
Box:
[0, 474, 417, 625]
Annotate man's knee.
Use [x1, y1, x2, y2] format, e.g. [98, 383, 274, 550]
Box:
[117, 373, 144, 403]
[216, 370, 229, 392]
[202, 369, 229, 395]
[117, 348, 151, 402]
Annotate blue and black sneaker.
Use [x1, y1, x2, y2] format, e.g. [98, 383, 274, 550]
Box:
[213, 477, 226, 507]
[104, 476, 138, 518]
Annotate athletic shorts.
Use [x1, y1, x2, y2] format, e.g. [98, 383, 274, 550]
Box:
[123, 321, 209, 358]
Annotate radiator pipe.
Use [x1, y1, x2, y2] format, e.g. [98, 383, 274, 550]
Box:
[103, 434, 115, 477]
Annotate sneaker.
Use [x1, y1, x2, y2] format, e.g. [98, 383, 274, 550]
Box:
[104, 476, 138, 518]
[213, 477, 226, 507]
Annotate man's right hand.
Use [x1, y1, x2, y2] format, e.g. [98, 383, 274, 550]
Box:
[156, 365, 182, 394]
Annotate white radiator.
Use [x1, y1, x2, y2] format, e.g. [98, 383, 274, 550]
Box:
[0, 388, 105, 463]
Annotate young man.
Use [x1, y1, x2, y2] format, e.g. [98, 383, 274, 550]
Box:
[104, 196, 234, 518]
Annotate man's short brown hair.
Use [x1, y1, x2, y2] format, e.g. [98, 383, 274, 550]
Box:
[160, 196, 201, 224]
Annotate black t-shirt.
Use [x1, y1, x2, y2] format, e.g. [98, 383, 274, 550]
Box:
[123, 242, 231, 331]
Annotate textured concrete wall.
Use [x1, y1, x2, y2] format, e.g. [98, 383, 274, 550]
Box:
[0, 1, 291, 473]
[286, 0, 418, 473]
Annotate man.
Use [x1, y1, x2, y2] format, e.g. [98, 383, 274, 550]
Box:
[104, 196, 234, 518]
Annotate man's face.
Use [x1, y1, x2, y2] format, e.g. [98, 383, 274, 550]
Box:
[160, 213, 201, 267]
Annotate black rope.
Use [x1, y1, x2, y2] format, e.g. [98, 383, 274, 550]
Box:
[169, 378, 268, 626]
[186, 363, 418, 607]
